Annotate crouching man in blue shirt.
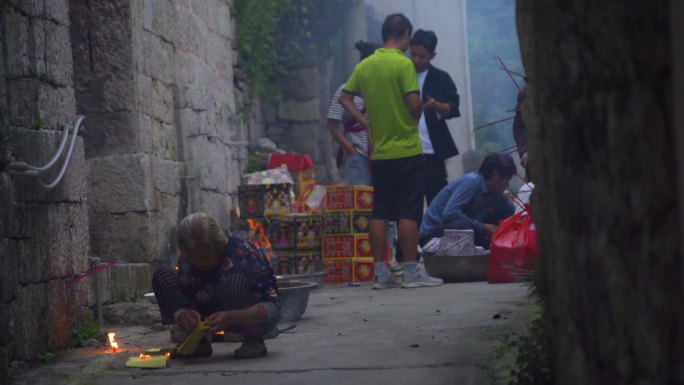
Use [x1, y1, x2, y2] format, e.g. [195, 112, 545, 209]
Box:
[420, 153, 517, 249]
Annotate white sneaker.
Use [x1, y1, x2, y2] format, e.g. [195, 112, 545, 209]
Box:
[372, 269, 402, 289]
[401, 267, 443, 288]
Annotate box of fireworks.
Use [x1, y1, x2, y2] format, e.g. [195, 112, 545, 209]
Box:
[324, 185, 373, 211]
[322, 234, 372, 259]
[238, 183, 292, 218]
[269, 213, 323, 250]
[324, 258, 375, 284]
[295, 178, 316, 199]
[293, 184, 327, 214]
[271, 253, 297, 276]
[238, 184, 264, 218]
[268, 154, 315, 181]
[279, 250, 323, 275]
[322, 210, 371, 234]
[263, 183, 292, 216]
[243, 164, 293, 185]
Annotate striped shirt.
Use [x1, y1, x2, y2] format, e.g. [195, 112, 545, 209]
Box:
[327, 84, 370, 157]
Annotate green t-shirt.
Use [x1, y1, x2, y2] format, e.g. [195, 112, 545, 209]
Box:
[343, 48, 422, 160]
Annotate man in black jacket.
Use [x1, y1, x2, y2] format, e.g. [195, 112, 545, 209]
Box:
[410, 29, 461, 205]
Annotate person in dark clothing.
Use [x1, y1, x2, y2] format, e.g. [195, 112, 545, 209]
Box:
[420, 153, 516, 249]
[410, 29, 461, 205]
[152, 212, 279, 359]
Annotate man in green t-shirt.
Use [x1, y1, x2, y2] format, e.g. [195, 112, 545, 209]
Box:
[340, 13, 443, 289]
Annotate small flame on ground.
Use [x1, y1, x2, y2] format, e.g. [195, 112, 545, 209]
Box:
[107, 332, 118, 352]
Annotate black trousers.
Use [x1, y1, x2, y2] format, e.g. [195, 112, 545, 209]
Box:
[424, 154, 447, 206]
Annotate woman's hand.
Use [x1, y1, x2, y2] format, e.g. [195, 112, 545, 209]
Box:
[177, 309, 201, 332]
[206, 311, 232, 333]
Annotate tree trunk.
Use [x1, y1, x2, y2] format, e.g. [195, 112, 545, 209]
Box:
[516, 1, 683, 384]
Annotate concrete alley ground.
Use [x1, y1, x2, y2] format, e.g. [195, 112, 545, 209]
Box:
[13, 282, 531, 385]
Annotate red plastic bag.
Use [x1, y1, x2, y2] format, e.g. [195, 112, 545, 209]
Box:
[487, 208, 538, 283]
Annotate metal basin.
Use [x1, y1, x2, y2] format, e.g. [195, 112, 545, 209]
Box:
[423, 252, 490, 283]
[277, 272, 325, 289]
[276, 280, 318, 323]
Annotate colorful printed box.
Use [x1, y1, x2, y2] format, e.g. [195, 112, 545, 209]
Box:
[278, 250, 323, 275]
[322, 234, 372, 259]
[324, 258, 375, 284]
[322, 210, 371, 234]
[324, 185, 373, 212]
[268, 213, 322, 250]
[270, 254, 296, 276]
[238, 183, 292, 218]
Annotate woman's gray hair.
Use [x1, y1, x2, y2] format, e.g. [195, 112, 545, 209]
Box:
[177, 212, 228, 252]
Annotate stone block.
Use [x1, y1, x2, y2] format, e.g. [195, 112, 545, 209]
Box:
[2, 8, 31, 77]
[150, 156, 181, 195]
[89, 209, 179, 263]
[10, 128, 87, 202]
[143, 0, 175, 39]
[141, 31, 174, 84]
[9, 283, 49, 360]
[103, 301, 160, 326]
[108, 263, 152, 302]
[7, 79, 38, 129]
[74, 71, 136, 114]
[136, 74, 173, 123]
[86, 154, 155, 213]
[210, 0, 234, 40]
[37, 83, 77, 129]
[276, 67, 321, 101]
[7, 0, 44, 16]
[44, 23, 73, 87]
[277, 98, 321, 122]
[69, 1, 91, 74]
[88, 0, 134, 72]
[81, 111, 140, 158]
[0, 240, 19, 304]
[174, 6, 205, 57]
[44, 0, 69, 25]
[9, 202, 89, 282]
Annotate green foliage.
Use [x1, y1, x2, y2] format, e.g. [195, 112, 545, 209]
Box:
[467, 0, 523, 154]
[509, 264, 554, 384]
[37, 348, 56, 364]
[72, 312, 102, 348]
[246, 153, 264, 174]
[33, 117, 47, 130]
[231, 0, 352, 103]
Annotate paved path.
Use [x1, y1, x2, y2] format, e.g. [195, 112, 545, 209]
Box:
[13, 282, 531, 385]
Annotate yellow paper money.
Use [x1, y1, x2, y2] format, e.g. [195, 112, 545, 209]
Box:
[175, 321, 208, 355]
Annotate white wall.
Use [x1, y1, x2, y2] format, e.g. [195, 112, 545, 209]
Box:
[364, 0, 474, 180]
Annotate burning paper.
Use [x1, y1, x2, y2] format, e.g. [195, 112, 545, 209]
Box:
[107, 332, 119, 352]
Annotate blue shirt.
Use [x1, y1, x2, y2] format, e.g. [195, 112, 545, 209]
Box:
[420, 172, 515, 238]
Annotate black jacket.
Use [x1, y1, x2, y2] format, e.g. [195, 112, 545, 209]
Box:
[422, 64, 461, 160]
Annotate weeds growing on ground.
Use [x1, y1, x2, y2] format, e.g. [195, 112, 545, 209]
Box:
[72, 312, 102, 348]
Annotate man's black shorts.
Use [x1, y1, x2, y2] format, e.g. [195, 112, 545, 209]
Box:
[370, 154, 426, 223]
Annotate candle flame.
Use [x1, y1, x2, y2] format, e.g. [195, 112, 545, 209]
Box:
[107, 332, 118, 351]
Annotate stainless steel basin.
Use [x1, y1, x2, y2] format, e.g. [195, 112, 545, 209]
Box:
[276, 280, 318, 323]
[422, 251, 490, 283]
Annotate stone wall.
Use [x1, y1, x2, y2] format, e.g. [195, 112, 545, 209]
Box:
[0, 0, 92, 381]
[70, 0, 250, 300]
[517, 1, 682, 383]
[265, 59, 338, 182]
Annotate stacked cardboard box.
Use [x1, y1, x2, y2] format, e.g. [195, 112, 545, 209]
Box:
[322, 185, 375, 284]
[269, 213, 323, 275]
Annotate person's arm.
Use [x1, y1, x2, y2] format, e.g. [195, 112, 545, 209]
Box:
[205, 305, 271, 332]
[326, 119, 356, 154]
[404, 92, 423, 120]
[442, 179, 484, 234]
[431, 71, 460, 119]
[339, 91, 370, 132]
